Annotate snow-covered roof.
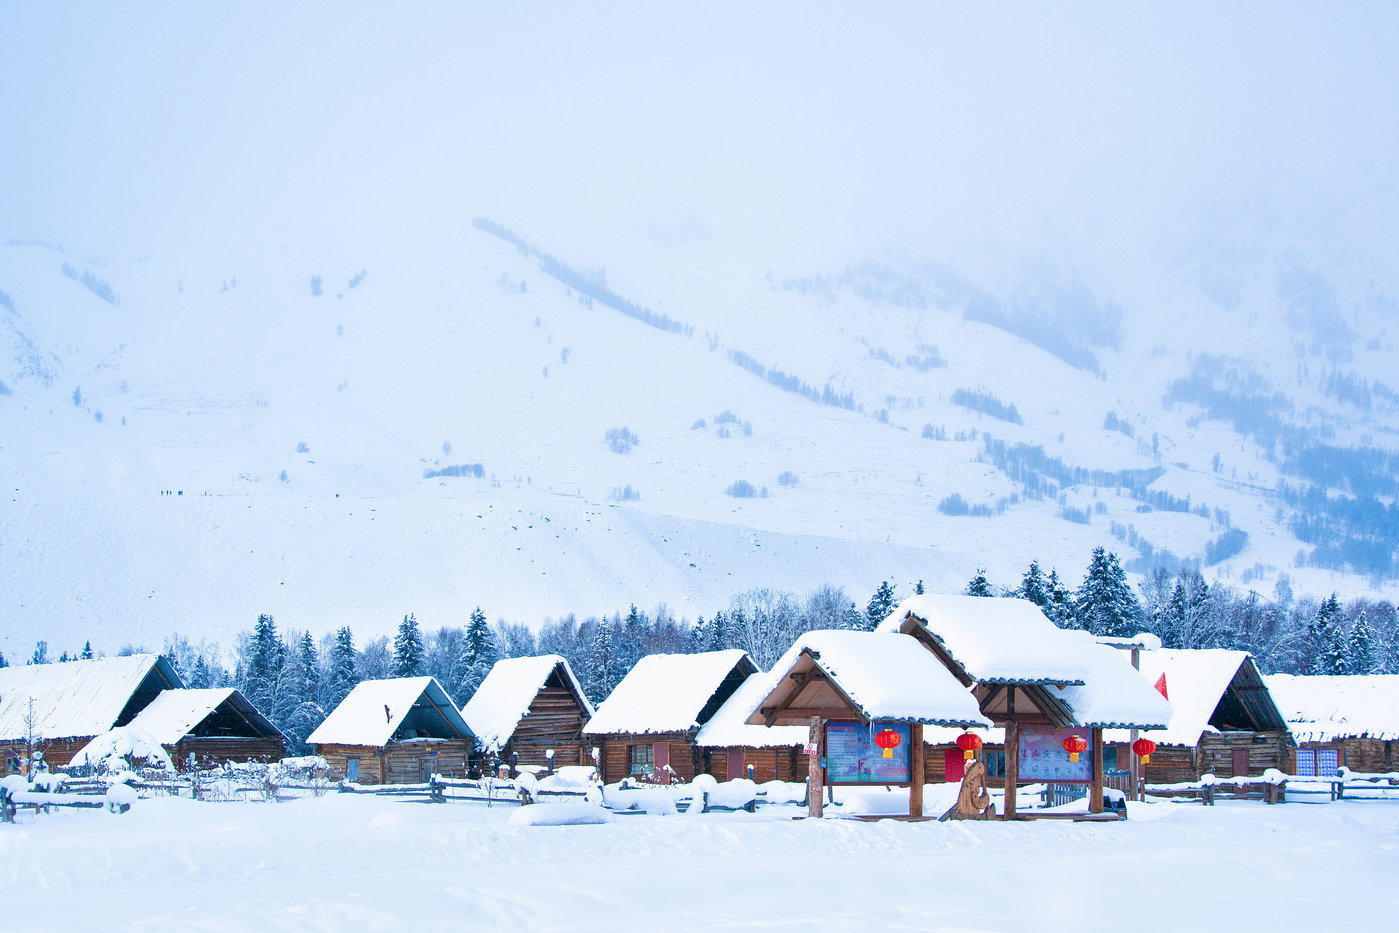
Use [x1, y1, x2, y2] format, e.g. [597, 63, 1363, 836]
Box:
[743, 630, 991, 728]
[1053, 637, 1173, 729]
[307, 677, 471, 747]
[1264, 674, 1399, 743]
[584, 650, 752, 736]
[0, 654, 182, 741]
[877, 594, 1090, 685]
[119, 688, 283, 745]
[1104, 648, 1259, 746]
[462, 655, 593, 753]
[694, 671, 809, 749]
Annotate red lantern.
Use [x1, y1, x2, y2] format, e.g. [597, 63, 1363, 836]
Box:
[955, 732, 983, 761]
[1132, 738, 1157, 765]
[874, 729, 902, 759]
[1062, 734, 1088, 763]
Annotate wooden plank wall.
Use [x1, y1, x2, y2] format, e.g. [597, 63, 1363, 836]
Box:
[173, 737, 286, 770]
[314, 740, 472, 784]
[594, 731, 696, 783]
[506, 686, 590, 769]
[1198, 731, 1291, 778]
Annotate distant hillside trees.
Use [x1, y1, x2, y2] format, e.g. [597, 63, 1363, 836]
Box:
[951, 388, 1022, 425]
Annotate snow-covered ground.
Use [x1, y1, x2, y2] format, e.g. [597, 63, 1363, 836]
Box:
[2, 793, 1394, 931]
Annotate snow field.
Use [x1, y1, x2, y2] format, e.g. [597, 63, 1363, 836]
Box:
[2, 794, 1396, 932]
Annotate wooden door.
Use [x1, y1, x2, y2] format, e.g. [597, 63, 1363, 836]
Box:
[1231, 748, 1249, 778]
[654, 743, 670, 784]
[727, 748, 746, 781]
[944, 748, 965, 783]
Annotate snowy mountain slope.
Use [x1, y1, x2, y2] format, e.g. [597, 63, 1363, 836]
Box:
[3, 218, 1396, 660]
[3, 5, 1398, 658]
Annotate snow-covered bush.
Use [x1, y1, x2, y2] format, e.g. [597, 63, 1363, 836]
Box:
[69, 726, 173, 776]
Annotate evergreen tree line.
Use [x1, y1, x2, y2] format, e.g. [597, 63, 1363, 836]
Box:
[20, 546, 1398, 757]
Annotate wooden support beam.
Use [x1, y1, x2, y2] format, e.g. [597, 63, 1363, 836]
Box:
[1090, 727, 1104, 814]
[909, 723, 925, 817]
[807, 716, 825, 819]
[1004, 688, 1018, 820]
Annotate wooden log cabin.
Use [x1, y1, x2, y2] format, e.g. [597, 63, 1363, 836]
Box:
[1105, 648, 1292, 784]
[307, 676, 474, 784]
[0, 654, 183, 774]
[461, 655, 594, 772]
[583, 650, 758, 784]
[91, 687, 287, 770]
[742, 629, 991, 817]
[1265, 673, 1399, 776]
[878, 594, 1173, 817]
[693, 669, 808, 783]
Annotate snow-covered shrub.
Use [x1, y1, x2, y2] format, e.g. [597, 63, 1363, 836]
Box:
[70, 726, 173, 776]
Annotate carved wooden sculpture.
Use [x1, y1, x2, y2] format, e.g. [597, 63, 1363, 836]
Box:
[939, 759, 997, 821]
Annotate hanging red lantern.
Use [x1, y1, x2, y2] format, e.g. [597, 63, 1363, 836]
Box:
[955, 732, 983, 761]
[1062, 734, 1088, 763]
[874, 729, 902, 759]
[1132, 738, 1157, 765]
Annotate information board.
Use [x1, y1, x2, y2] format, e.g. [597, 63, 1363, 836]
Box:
[1016, 724, 1093, 782]
[824, 721, 911, 784]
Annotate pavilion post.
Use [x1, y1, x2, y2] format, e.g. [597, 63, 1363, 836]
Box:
[909, 723, 924, 817]
[1004, 720, 1019, 820]
[1090, 727, 1104, 814]
[807, 716, 825, 819]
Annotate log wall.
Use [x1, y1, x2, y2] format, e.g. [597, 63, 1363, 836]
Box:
[173, 736, 286, 770]
[1294, 738, 1397, 774]
[700, 746, 804, 783]
[314, 740, 472, 784]
[594, 731, 697, 783]
[504, 686, 591, 769]
[1198, 731, 1292, 778]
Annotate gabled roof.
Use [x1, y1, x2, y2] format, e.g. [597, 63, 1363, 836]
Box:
[0, 654, 182, 741]
[743, 630, 991, 729]
[694, 670, 809, 749]
[1053, 637, 1173, 729]
[1264, 674, 1399, 743]
[306, 677, 472, 748]
[462, 655, 594, 753]
[1106, 648, 1285, 746]
[120, 688, 284, 745]
[584, 649, 753, 736]
[877, 595, 1090, 685]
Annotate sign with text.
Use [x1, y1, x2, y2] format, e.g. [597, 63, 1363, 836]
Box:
[824, 721, 912, 784]
[1017, 725, 1093, 783]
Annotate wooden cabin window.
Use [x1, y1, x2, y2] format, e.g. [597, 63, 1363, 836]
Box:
[1296, 748, 1339, 777]
[984, 750, 1006, 779]
[628, 744, 654, 777]
[346, 759, 360, 782]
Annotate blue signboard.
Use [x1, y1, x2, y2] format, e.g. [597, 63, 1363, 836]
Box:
[1017, 725, 1093, 783]
[824, 721, 912, 784]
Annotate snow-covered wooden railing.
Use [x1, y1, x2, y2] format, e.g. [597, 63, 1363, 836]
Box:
[1, 775, 133, 818]
[1143, 771, 1287, 805]
[1279, 767, 1399, 802]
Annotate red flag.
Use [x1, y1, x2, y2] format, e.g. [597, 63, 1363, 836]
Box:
[1154, 673, 1169, 700]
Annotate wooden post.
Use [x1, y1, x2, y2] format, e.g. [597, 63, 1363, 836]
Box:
[1090, 727, 1104, 814]
[807, 716, 824, 819]
[909, 723, 924, 817]
[1128, 646, 1141, 801]
[1004, 720, 1019, 819]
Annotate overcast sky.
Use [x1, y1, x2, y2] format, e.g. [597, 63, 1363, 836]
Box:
[3, 3, 1396, 279]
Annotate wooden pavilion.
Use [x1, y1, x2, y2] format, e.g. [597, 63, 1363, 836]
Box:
[879, 595, 1172, 818]
[307, 676, 473, 784]
[744, 629, 990, 817]
[461, 655, 594, 772]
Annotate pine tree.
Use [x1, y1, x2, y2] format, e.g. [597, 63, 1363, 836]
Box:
[189, 655, 214, 689]
[590, 616, 614, 703]
[914, 579, 925, 595]
[1074, 547, 1141, 637]
[865, 581, 897, 629]
[298, 631, 321, 701]
[455, 607, 498, 702]
[1018, 561, 1049, 608]
[964, 570, 993, 598]
[690, 615, 708, 651]
[30, 641, 48, 665]
[1306, 594, 1345, 675]
[80, 640, 93, 660]
[245, 614, 284, 713]
[326, 626, 359, 708]
[709, 610, 730, 650]
[0, 651, 7, 668]
[1344, 609, 1375, 675]
[392, 613, 425, 677]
